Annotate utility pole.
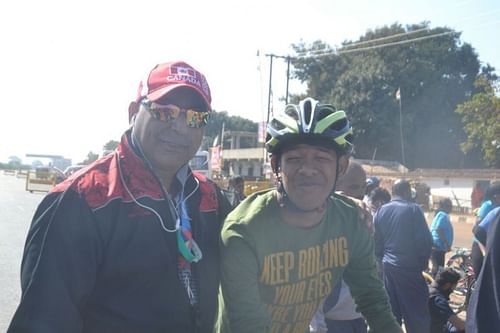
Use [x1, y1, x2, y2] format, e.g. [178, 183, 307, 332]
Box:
[264, 53, 292, 125]
[285, 56, 291, 104]
[397, 88, 406, 167]
[266, 54, 274, 125]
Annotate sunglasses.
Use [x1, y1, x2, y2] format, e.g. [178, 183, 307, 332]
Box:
[142, 102, 210, 128]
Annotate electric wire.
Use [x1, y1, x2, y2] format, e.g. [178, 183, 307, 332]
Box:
[294, 31, 458, 59]
[283, 7, 500, 60]
[299, 27, 434, 56]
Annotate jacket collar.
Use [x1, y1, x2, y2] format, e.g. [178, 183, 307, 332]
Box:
[116, 130, 194, 200]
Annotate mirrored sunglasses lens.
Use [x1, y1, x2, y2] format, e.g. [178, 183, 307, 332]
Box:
[149, 104, 181, 123]
[186, 111, 209, 128]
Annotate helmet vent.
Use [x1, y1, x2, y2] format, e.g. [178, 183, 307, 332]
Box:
[329, 117, 348, 131]
[285, 105, 299, 120]
[318, 106, 335, 120]
[303, 99, 312, 125]
[271, 118, 286, 131]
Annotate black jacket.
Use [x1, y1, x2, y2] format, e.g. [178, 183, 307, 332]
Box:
[8, 132, 231, 333]
[467, 209, 500, 333]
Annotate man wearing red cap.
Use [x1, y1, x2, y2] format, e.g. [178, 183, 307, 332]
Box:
[8, 61, 231, 333]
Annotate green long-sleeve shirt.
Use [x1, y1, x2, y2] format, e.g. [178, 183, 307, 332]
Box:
[216, 189, 400, 333]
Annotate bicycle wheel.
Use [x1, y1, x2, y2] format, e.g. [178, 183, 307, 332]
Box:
[446, 254, 472, 314]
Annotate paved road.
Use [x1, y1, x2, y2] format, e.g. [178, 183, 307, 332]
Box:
[0, 173, 476, 331]
[0, 173, 45, 332]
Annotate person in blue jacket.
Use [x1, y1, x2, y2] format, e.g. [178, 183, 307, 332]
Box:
[466, 206, 500, 333]
[430, 198, 454, 277]
[470, 182, 500, 277]
[374, 179, 433, 333]
[476, 182, 500, 221]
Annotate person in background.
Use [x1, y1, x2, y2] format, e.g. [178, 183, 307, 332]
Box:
[227, 175, 246, 208]
[366, 186, 392, 279]
[470, 182, 500, 277]
[310, 160, 368, 333]
[475, 206, 500, 254]
[8, 61, 232, 333]
[364, 176, 380, 205]
[470, 181, 484, 210]
[466, 206, 500, 332]
[367, 187, 391, 215]
[216, 97, 402, 333]
[476, 182, 500, 222]
[428, 268, 465, 333]
[430, 198, 454, 277]
[374, 179, 433, 333]
[335, 160, 366, 201]
[471, 205, 500, 275]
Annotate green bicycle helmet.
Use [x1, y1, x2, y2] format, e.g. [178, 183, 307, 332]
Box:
[266, 97, 354, 156]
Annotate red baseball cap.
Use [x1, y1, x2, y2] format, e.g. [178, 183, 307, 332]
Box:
[135, 61, 212, 111]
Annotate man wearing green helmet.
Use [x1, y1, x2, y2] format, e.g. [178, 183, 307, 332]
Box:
[215, 98, 402, 333]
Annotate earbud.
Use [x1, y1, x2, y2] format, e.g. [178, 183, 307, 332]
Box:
[130, 113, 138, 125]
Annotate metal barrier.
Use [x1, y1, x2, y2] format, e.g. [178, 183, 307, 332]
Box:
[243, 180, 275, 196]
[16, 170, 28, 178]
[3, 169, 16, 176]
[214, 179, 275, 197]
[25, 170, 56, 193]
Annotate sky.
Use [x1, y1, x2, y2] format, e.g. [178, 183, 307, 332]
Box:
[1, 0, 499, 165]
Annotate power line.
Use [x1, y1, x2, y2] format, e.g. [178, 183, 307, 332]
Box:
[294, 31, 458, 59]
[338, 31, 458, 55]
[260, 30, 459, 121]
[469, 18, 500, 29]
[297, 27, 433, 56]
[293, 7, 500, 59]
[450, 7, 500, 25]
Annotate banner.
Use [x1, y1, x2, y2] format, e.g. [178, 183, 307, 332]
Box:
[210, 146, 222, 172]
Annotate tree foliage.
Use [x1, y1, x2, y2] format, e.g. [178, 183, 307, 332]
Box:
[8, 156, 22, 168]
[103, 140, 119, 152]
[202, 110, 258, 149]
[455, 76, 500, 168]
[81, 151, 99, 165]
[290, 22, 496, 168]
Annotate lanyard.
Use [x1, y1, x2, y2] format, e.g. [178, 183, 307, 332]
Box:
[176, 192, 203, 263]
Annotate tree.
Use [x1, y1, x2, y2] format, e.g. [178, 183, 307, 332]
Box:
[103, 140, 119, 152]
[8, 156, 22, 169]
[290, 22, 493, 169]
[81, 151, 99, 165]
[456, 76, 500, 168]
[202, 110, 258, 149]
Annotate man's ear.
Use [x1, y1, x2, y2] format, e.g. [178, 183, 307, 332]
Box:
[128, 102, 140, 124]
[338, 155, 349, 176]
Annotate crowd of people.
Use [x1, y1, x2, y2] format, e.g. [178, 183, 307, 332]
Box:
[7, 60, 499, 333]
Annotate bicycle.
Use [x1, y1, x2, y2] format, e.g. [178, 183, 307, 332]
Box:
[446, 247, 476, 314]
